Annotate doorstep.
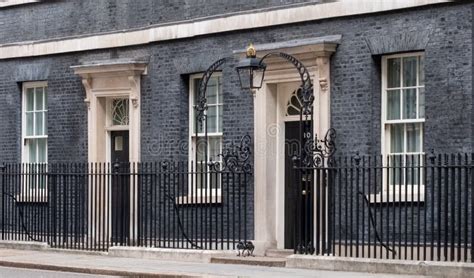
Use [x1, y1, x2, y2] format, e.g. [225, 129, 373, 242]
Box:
[210, 256, 287, 267]
[108, 246, 236, 263]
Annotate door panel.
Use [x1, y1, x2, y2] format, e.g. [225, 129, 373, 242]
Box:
[284, 121, 300, 249]
[110, 131, 130, 244]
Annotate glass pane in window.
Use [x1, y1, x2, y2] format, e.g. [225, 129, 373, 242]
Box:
[406, 154, 421, 186]
[387, 58, 401, 88]
[207, 106, 217, 133]
[35, 112, 44, 136]
[209, 137, 222, 162]
[403, 57, 417, 87]
[389, 155, 404, 186]
[44, 87, 48, 110]
[207, 78, 218, 105]
[37, 138, 47, 163]
[387, 90, 401, 120]
[419, 56, 424, 86]
[419, 87, 425, 119]
[29, 139, 37, 163]
[196, 138, 206, 161]
[194, 79, 201, 106]
[403, 88, 417, 119]
[26, 112, 34, 136]
[196, 163, 204, 189]
[390, 124, 404, 153]
[112, 99, 129, 126]
[218, 106, 223, 133]
[26, 88, 34, 112]
[406, 123, 421, 153]
[36, 87, 44, 111]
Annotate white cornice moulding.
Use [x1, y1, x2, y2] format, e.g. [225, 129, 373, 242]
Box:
[0, 0, 38, 8]
[0, 0, 452, 60]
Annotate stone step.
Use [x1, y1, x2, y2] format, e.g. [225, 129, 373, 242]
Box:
[210, 256, 287, 268]
[265, 249, 294, 258]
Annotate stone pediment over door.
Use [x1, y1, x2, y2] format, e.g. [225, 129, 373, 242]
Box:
[72, 59, 148, 163]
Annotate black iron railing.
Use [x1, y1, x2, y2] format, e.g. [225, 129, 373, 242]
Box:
[0, 161, 252, 252]
[303, 153, 474, 262]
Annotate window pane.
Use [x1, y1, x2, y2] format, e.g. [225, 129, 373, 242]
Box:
[389, 155, 403, 186]
[207, 78, 218, 105]
[218, 105, 223, 133]
[406, 154, 421, 186]
[44, 111, 48, 135]
[403, 57, 417, 87]
[196, 163, 204, 189]
[26, 112, 34, 136]
[35, 112, 44, 136]
[387, 90, 401, 120]
[390, 124, 404, 153]
[194, 79, 201, 105]
[26, 88, 34, 111]
[387, 58, 401, 88]
[419, 56, 424, 86]
[112, 99, 129, 126]
[44, 87, 48, 110]
[35, 87, 44, 111]
[209, 137, 222, 162]
[207, 106, 217, 133]
[196, 138, 206, 161]
[418, 87, 425, 119]
[406, 123, 421, 153]
[403, 88, 417, 119]
[29, 139, 37, 163]
[37, 138, 47, 163]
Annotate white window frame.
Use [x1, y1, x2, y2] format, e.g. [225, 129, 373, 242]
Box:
[379, 52, 425, 203]
[178, 73, 223, 204]
[21, 81, 48, 202]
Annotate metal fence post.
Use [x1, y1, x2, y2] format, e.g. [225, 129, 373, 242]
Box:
[1, 164, 5, 241]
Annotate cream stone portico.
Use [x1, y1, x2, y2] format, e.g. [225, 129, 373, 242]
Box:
[72, 60, 147, 164]
[248, 37, 339, 253]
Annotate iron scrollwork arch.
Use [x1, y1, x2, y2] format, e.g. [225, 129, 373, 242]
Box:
[195, 57, 230, 126]
[259, 52, 314, 116]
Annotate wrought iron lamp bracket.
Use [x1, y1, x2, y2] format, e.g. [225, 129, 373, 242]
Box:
[259, 52, 314, 116]
[196, 57, 230, 127]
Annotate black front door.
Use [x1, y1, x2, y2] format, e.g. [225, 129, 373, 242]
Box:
[110, 131, 130, 244]
[284, 121, 300, 249]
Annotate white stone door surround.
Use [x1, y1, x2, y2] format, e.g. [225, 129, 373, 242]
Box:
[72, 60, 147, 243]
[72, 60, 147, 164]
[249, 38, 338, 253]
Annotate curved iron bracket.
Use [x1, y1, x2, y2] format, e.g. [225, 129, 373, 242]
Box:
[196, 57, 231, 126]
[259, 52, 314, 115]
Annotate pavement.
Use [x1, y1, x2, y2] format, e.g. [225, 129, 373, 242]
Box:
[0, 248, 429, 277]
[0, 266, 115, 277]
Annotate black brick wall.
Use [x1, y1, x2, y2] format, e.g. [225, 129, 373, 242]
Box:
[0, 1, 472, 243]
[0, 0, 317, 44]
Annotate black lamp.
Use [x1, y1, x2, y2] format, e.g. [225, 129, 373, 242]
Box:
[236, 43, 266, 90]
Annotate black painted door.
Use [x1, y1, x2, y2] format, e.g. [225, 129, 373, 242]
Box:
[284, 121, 300, 249]
[111, 131, 130, 244]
